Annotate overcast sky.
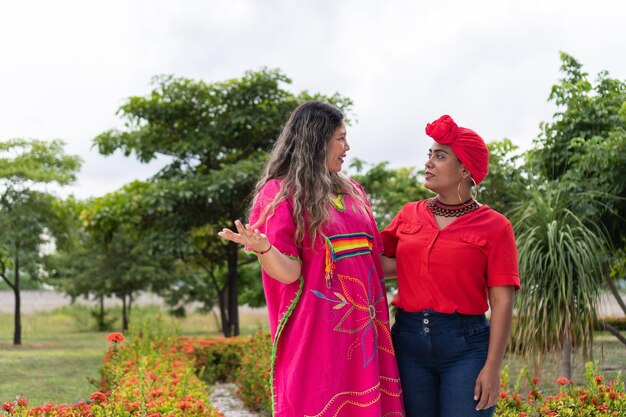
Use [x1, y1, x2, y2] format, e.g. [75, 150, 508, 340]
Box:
[1, 0, 624, 199]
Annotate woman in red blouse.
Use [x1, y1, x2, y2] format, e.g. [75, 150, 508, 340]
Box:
[381, 115, 520, 417]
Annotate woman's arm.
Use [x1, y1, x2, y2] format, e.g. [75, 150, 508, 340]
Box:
[474, 285, 515, 410]
[380, 255, 397, 278]
[218, 220, 301, 284]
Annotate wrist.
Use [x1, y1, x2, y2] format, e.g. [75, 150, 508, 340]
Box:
[253, 241, 272, 255]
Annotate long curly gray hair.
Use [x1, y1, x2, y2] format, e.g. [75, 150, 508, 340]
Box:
[249, 100, 365, 247]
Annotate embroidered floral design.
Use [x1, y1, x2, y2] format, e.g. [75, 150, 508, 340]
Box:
[304, 377, 404, 417]
[312, 266, 394, 368]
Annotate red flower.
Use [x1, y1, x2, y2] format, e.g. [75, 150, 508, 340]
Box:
[177, 401, 192, 410]
[532, 377, 540, 385]
[499, 391, 508, 399]
[556, 377, 571, 385]
[89, 391, 107, 403]
[2, 402, 15, 413]
[107, 332, 125, 343]
[16, 398, 28, 407]
[594, 375, 603, 384]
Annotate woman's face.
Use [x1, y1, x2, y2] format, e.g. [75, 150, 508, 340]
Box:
[325, 123, 349, 173]
[424, 142, 466, 194]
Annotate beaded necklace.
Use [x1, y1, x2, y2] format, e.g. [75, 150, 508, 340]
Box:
[427, 197, 479, 218]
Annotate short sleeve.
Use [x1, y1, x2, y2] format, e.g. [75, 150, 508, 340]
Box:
[380, 209, 403, 258]
[487, 221, 520, 290]
[248, 179, 301, 260]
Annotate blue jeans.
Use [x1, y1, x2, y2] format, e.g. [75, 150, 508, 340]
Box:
[391, 309, 495, 417]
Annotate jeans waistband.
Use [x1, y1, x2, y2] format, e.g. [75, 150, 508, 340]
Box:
[395, 308, 488, 332]
[397, 308, 485, 319]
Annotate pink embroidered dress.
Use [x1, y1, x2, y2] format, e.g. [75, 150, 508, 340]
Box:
[249, 179, 405, 417]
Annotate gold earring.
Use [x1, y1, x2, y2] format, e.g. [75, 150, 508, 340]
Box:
[457, 179, 464, 203]
[470, 177, 478, 201]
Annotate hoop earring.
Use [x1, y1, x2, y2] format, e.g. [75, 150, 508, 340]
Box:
[470, 177, 478, 201]
[457, 179, 464, 203]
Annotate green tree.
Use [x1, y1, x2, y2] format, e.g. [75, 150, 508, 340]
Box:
[527, 52, 626, 329]
[0, 139, 80, 345]
[510, 185, 610, 379]
[61, 183, 178, 331]
[350, 159, 427, 228]
[480, 139, 528, 216]
[511, 53, 626, 377]
[93, 69, 352, 336]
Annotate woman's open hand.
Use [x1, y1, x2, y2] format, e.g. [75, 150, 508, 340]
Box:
[218, 220, 271, 254]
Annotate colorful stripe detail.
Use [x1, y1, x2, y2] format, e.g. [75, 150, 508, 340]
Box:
[328, 233, 374, 261]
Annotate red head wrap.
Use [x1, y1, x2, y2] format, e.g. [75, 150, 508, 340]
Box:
[424, 115, 489, 185]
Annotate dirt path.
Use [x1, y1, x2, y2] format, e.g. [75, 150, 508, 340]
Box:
[210, 383, 263, 417]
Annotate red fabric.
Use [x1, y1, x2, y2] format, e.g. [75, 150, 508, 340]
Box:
[381, 201, 520, 314]
[425, 115, 490, 185]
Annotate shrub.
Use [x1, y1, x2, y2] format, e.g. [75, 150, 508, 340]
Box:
[496, 363, 626, 416]
[187, 336, 247, 384]
[0, 324, 225, 417]
[235, 331, 272, 416]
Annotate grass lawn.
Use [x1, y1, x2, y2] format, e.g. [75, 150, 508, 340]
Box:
[0, 309, 109, 406]
[1, 304, 624, 406]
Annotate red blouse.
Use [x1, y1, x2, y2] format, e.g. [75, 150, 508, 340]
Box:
[381, 200, 520, 315]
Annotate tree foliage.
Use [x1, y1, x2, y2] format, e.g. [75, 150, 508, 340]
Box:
[528, 52, 626, 247]
[510, 185, 610, 378]
[0, 139, 80, 344]
[512, 53, 625, 374]
[480, 139, 528, 216]
[350, 159, 427, 228]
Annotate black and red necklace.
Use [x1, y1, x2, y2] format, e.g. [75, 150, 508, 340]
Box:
[426, 197, 479, 218]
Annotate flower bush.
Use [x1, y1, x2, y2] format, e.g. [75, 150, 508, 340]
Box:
[3, 326, 623, 417]
[0, 329, 225, 417]
[185, 330, 272, 415]
[234, 331, 272, 415]
[186, 336, 247, 384]
[496, 363, 626, 416]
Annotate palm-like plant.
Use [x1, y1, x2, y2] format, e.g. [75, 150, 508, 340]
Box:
[510, 183, 610, 379]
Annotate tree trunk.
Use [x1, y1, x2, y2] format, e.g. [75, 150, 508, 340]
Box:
[227, 241, 240, 337]
[122, 293, 129, 332]
[605, 275, 626, 316]
[13, 247, 21, 346]
[219, 290, 230, 337]
[560, 325, 572, 379]
[204, 264, 229, 337]
[98, 294, 106, 331]
[598, 320, 626, 347]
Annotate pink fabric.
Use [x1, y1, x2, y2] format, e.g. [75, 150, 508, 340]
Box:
[249, 179, 405, 417]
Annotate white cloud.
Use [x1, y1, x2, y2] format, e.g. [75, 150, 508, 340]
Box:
[0, 0, 624, 198]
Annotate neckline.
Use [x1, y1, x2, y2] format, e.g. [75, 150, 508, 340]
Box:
[425, 201, 486, 231]
[330, 193, 345, 211]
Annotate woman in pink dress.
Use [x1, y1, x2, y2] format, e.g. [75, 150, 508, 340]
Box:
[218, 101, 404, 417]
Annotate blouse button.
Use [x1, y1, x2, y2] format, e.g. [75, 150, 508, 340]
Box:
[423, 319, 429, 324]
